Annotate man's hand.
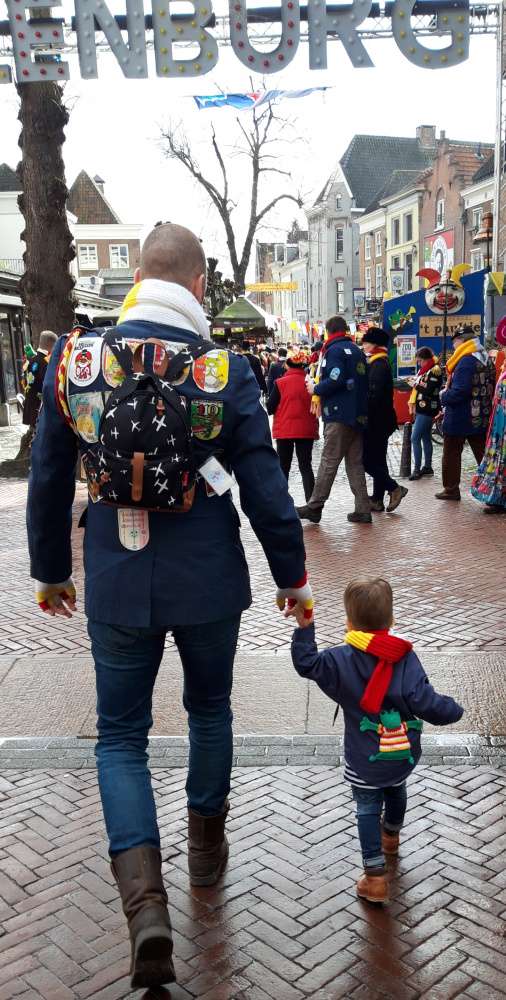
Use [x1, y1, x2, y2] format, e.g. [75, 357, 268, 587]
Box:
[310, 396, 321, 419]
[305, 375, 315, 395]
[276, 575, 314, 627]
[35, 578, 76, 618]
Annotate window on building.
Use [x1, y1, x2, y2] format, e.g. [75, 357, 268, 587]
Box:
[335, 194, 341, 210]
[365, 266, 372, 299]
[335, 226, 344, 262]
[435, 193, 445, 230]
[391, 218, 400, 246]
[375, 264, 383, 298]
[404, 213, 413, 242]
[375, 231, 382, 257]
[78, 244, 98, 270]
[336, 279, 345, 313]
[472, 207, 483, 231]
[405, 252, 413, 290]
[392, 256, 401, 270]
[471, 250, 484, 272]
[364, 235, 371, 261]
[110, 244, 129, 269]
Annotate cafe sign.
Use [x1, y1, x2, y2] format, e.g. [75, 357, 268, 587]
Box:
[0, 0, 470, 85]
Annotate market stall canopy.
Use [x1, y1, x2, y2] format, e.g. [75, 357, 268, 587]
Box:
[212, 296, 279, 337]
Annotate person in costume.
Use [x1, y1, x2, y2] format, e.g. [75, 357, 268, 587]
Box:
[471, 358, 506, 513]
[436, 325, 495, 502]
[267, 348, 319, 501]
[22, 330, 57, 429]
[296, 315, 371, 525]
[361, 328, 408, 513]
[290, 576, 463, 904]
[26, 224, 312, 991]
[408, 347, 443, 481]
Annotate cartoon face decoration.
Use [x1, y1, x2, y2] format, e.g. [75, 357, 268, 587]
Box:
[425, 280, 465, 316]
[74, 348, 93, 381]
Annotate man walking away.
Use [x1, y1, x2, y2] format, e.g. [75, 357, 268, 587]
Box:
[436, 325, 495, 501]
[26, 224, 311, 990]
[241, 339, 267, 394]
[267, 346, 288, 395]
[296, 316, 371, 525]
[361, 328, 408, 514]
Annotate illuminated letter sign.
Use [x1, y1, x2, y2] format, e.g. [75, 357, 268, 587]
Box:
[74, 0, 147, 79]
[6, 0, 68, 83]
[152, 0, 218, 77]
[229, 0, 300, 72]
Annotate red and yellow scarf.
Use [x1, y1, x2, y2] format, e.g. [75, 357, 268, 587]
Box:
[345, 630, 413, 713]
[367, 347, 389, 364]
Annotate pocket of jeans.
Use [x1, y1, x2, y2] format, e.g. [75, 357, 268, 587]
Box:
[88, 621, 141, 652]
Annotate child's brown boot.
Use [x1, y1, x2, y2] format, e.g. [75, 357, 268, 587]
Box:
[381, 827, 400, 855]
[357, 870, 389, 904]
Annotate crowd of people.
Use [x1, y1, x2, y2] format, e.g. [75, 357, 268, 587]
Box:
[22, 224, 505, 989]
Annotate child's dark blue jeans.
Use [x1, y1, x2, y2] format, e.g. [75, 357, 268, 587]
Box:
[352, 782, 407, 870]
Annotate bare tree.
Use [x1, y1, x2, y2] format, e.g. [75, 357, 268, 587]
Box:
[160, 102, 303, 293]
[17, 81, 76, 344]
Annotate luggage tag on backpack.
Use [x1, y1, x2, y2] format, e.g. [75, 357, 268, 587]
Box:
[198, 456, 234, 496]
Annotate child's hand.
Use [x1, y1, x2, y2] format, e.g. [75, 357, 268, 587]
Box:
[285, 600, 314, 628]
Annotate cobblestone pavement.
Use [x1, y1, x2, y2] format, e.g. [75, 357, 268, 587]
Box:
[1, 433, 505, 658]
[2, 765, 506, 999]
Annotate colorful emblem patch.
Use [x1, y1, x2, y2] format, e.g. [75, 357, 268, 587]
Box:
[102, 345, 125, 388]
[192, 350, 229, 393]
[117, 509, 150, 551]
[68, 336, 102, 387]
[191, 399, 224, 440]
[68, 392, 104, 444]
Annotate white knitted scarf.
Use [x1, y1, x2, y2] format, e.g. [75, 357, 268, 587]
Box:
[118, 279, 210, 341]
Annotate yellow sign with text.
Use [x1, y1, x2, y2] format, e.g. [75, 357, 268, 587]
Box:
[246, 282, 299, 292]
[419, 315, 481, 338]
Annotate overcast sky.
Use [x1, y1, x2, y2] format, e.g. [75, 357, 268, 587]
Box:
[0, 4, 497, 279]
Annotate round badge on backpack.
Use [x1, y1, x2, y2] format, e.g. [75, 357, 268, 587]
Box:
[192, 350, 229, 393]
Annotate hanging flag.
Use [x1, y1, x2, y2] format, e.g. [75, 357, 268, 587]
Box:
[194, 87, 332, 110]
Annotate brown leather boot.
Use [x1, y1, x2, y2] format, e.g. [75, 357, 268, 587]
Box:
[357, 870, 389, 904]
[187, 800, 229, 886]
[382, 827, 400, 855]
[111, 845, 175, 989]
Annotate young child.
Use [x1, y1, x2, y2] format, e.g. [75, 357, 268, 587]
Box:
[290, 577, 463, 904]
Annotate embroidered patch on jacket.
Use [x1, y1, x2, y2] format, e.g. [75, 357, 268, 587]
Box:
[102, 345, 125, 388]
[68, 337, 102, 387]
[68, 392, 104, 443]
[117, 509, 150, 550]
[192, 350, 229, 393]
[329, 367, 341, 380]
[190, 399, 224, 440]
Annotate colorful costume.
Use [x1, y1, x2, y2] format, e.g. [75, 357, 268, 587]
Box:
[471, 368, 506, 508]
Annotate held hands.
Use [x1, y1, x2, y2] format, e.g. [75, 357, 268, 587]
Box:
[305, 375, 315, 395]
[310, 397, 322, 418]
[35, 578, 76, 618]
[276, 575, 314, 628]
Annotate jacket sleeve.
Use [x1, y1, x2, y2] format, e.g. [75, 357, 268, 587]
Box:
[226, 356, 306, 588]
[403, 652, 464, 725]
[26, 337, 79, 583]
[291, 623, 340, 702]
[266, 381, 281, 416]
[440, 359, 474, 408]
[368, 361, 391, 418]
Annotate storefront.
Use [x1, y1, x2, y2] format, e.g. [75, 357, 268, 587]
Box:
[0, 293, 25, 420]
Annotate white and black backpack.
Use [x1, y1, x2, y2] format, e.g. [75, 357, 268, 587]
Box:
[82, 331, 214, 512]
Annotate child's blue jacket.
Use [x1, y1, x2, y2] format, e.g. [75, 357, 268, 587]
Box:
[292, 624, 463, 787]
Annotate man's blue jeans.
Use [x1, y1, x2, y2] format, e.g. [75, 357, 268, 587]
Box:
[88, 615, 241, 856]
[352, 783, 407, 870]
[412, 413, 433, 471]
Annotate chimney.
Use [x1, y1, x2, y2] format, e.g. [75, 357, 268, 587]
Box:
[440, 129, 446, 140]
[416, 125, 437, 149]
[93, 174, 105, 194]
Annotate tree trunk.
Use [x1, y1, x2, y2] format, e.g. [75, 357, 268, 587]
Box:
[17, 81, 76, 345]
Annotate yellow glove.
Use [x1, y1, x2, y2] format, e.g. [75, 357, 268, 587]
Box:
[35, 578, 76, 617]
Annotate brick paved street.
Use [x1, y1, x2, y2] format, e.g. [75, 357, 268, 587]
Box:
[1, 432, 505, 658]
[1, 765, 506, 999]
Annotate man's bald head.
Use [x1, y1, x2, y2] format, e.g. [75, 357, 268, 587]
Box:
[139, 224, 207, 300]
